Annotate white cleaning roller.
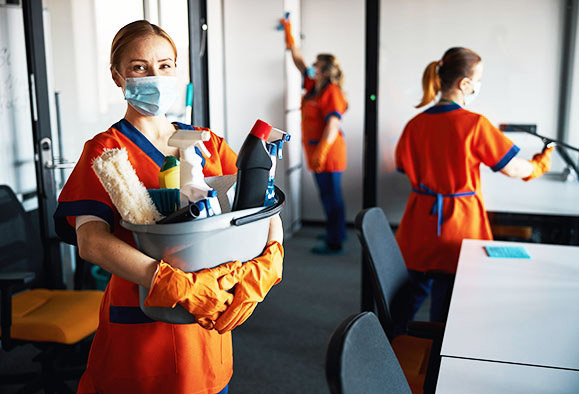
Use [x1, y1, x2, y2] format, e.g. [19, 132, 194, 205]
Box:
[92, 148, 162, 225]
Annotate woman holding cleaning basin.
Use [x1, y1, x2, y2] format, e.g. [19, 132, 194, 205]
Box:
[281, 16, 348, 255]
[54, 20, 283, 394]
[393, 47, 554, 333]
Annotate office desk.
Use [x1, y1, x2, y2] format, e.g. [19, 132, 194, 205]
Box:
[481, 131, 579, 217]
[481, 169, 579, 244]
[436, 239, 579, 393]
[436, 357, 579, 394]
[481, 168, 579, 216]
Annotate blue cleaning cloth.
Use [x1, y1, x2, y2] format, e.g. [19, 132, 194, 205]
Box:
[484, 246, 531, 259]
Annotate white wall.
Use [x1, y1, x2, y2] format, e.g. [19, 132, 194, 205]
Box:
[568, 4, 579, 155]
[217, 0, 366, 225]
[378, 0, 565, 224]
[0, 5, 35, 196]
[45, 0, 191, 168]
[300, 0, 365, 223]
[39, 0, 576, 231]
[207, 0, 227, 136]
[45, 0, 143, 166]
[222, 0, 285, 151]
[218, 0, 304, 234]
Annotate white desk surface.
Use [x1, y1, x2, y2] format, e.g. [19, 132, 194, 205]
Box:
[436, 357, 579, 394]
[481, 168, 579, 216]
[441, 239, 579, 370]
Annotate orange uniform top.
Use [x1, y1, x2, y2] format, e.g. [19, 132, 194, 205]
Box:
[301, 75, 348, 172]
[54, 119, 238, 394]
[395, 103, 519, 274]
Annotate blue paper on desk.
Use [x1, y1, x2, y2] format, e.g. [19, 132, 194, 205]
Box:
[484, 246, 531, 259]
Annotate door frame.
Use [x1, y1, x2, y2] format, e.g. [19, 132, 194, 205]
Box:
[22, 0, 63, 288]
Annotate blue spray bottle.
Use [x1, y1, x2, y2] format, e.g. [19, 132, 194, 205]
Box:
[264, 128, 291, 206]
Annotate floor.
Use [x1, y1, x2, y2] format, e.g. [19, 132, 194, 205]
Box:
[0, 224, 429, 394]
[229, 224, 429, 394]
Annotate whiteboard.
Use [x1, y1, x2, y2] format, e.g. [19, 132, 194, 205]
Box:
[0, 4, 36, 196]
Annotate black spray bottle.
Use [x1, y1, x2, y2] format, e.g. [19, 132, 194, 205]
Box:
[232, 119, 272, 211]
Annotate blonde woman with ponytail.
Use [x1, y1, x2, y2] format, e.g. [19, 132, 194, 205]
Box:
[393, 47, 554, 333]
[281, 16, 348, 255]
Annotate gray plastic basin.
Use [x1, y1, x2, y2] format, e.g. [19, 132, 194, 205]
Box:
[121, 206, 270, 324]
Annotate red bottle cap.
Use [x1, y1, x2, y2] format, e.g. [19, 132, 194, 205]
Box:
[250, 119, 272, 140]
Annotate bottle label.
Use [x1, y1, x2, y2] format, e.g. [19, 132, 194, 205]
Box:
[264, 176, 275, 206]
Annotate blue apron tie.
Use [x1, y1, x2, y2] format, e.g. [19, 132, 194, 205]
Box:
[412, 184, 475, 236]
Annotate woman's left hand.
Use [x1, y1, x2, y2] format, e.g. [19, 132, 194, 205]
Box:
[213, 240, 285, 333]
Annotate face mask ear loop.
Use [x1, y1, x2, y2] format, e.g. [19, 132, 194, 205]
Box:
[113, 67, 127, 93]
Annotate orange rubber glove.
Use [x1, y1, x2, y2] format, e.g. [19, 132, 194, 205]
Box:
[281, 18, 295, 49]
[311, 140, 332, 172]
[145, 260, 242, 329]
[213, 241, 284, 334]
[523, 145, 555, 181]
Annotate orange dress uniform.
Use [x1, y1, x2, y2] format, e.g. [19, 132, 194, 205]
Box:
[54, 119, 238, 394]
[395, 103, 519, 274]
[301, 75, 348, 173]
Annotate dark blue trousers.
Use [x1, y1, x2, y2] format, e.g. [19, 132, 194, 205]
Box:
[392, 270, 455, 336]
[313, 172, 346, 247]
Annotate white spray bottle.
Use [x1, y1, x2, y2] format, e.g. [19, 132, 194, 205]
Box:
[168, 129, 221, 216]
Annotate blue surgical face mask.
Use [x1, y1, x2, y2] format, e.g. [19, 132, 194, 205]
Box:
[123, 75, 178, 117]
[306, 66, 316, 79]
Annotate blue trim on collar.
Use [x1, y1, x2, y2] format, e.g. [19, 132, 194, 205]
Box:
[491, 144, 520, 172]
[114, 119, 165, 167]
[172, 121, 194, 131]
[304, 89, 316, 100]
[304, 80, 331, 100]
[424, 103, 462, 114]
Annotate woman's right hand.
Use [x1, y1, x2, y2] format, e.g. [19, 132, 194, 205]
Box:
[145, 260, 243, 328]
[281, 17, 295, 49]
[523, 145, 555, 181]
[214, 241, 284, 333]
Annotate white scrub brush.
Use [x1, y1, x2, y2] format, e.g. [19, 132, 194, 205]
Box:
[92, 148, 162, 225]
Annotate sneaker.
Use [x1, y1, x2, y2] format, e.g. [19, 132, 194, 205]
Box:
[311, 243, 344, 255]
[316, 233, 347, 241]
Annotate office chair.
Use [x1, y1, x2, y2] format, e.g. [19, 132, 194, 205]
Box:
[355, 207, 444, 394]
[0, 185, 103, 393]
[326, 311, 412, 394]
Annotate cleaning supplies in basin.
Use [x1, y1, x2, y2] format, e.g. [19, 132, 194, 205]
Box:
[168, 129, 221, 218]
[232, 120, 273, 211]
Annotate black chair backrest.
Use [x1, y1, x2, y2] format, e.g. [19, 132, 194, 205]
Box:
[355, 207, 409, 338]
[326, 311, 412, 394]
[0, 185, 44, 287]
